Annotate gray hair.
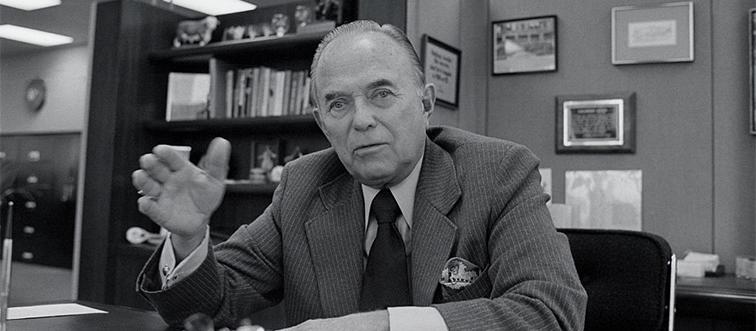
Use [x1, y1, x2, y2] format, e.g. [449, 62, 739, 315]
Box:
[309, 20, 425, 108]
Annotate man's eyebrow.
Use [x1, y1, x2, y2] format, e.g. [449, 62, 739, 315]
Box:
[366, 79, 396, 90]
[324, 92, 346, 103]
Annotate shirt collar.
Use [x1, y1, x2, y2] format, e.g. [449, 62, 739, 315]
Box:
[361, 152, 424, 230]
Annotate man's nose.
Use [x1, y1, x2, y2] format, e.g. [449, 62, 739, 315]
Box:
[352, 98, 377, 131]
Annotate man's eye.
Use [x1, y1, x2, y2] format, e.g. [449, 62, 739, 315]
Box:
[329, 101, 345, 111]
[374, 90, 393, 98]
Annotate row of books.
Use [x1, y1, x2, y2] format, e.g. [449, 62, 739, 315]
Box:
[223, 67, 312, 119]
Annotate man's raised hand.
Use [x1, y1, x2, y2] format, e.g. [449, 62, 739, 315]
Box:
[132, 138, 231, 256]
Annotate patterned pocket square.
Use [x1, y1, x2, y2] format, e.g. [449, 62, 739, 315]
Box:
[439, 257, 481, 290]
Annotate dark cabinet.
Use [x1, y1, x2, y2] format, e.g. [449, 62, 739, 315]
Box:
[0, 133, 79, 269]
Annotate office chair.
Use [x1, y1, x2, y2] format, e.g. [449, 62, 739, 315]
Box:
[558, 228, 676, 331]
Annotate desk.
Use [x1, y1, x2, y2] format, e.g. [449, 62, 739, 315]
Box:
[8, 301, 169, 331]
[675, 275, 755, 330]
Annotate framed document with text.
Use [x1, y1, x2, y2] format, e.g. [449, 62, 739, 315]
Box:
[421, 35, 461, 108]
[612, 2, 694, 64]
[556, 93, 636, 153]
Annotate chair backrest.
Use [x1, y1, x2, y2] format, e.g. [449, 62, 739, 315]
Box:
[558, 228, 675, 331]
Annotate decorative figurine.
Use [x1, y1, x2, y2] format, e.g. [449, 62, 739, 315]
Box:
[271, 13, 290, 37]
[223, 25, 245, 41]
[269, 165, 284, 183]
[314, 0, 340, 22]
[173, 16, 220, 47]
[260, 23, 274, 37]
[294, 5, 313, 27]
[258, 145, 278, 173]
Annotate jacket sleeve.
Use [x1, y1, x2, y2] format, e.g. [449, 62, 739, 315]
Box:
[432, 144, 587, 331]
[136, 166, 291, 328]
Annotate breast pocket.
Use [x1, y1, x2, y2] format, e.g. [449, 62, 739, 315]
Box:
[440, 266, 492, 302]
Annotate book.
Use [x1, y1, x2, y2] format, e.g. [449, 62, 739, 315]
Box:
[281, 70, 292, 116]
[301, 76, 312, 114]
[165, 72, 211, 121]
[271, 71, 286, 116]
[249, 67, 261, 117]
[209, 58, 230, 119]
[289, 71, 301, 116]
[236, 68, 247, 118]
[225, 69, 234, 118]
[243, 68, 254, 117]
[259, 67, 272, 117]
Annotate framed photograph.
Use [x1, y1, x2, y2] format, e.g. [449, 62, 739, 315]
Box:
[555, 93, 636, 153]
[492, 15, 557, 75]
[750, 8, 756, 134]
[165, 72, 211, 121]
[421, 35, 461, 108]
[612, 2, 694, 64]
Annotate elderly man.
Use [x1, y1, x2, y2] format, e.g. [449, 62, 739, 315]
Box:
[133, 20, 586, 330]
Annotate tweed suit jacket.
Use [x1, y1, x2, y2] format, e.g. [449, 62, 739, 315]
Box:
[138, 126, 587, 330]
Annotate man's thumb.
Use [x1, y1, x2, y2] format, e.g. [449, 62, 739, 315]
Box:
[200, 137, 231, 180]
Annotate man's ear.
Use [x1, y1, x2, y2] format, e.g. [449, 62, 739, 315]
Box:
[422, 83, 436, 117]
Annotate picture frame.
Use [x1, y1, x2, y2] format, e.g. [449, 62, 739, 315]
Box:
[165, 72, 211, 121]
[750, 8, 756, 134]
[555, 93, 636, 154]
[492, 15, 557, 75]
[612, 2, 694, 65]
[421, 35, 461, 108]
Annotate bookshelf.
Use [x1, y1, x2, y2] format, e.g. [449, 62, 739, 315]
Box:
[142, 115, 319, 134]
[149, 31, 327, 64]
[80, 0, 406, 312]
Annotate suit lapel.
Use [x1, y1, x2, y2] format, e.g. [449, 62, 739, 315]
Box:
[411, 138, 461, 305]
[305, 174, 364, 317]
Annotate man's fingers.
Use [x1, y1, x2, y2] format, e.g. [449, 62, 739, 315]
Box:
[153, 145, 189, 172]
[140, 153, 173, 183]
[137, 196, 167, 224]
[200, 137, 231, 180]
[132, 170, 162, 197]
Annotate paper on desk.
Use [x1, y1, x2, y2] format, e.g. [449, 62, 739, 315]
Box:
[8, 303, 107, 320]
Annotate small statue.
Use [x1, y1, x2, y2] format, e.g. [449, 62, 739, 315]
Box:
[294, 5, 313, 27]
[223, 25, 245, 41]
[271, 13, 290, 37]
[258, 145, 278, 173]
[173, 16, 220, 47]
[314, 0, 340, 22]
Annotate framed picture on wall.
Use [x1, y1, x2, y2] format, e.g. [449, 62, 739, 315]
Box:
[612, 2, 694, 64]
[750, 8, 756, 134]
[492, 15, 557, 75]
[555, 92, 636, 153]
[421, 35, 461, 108]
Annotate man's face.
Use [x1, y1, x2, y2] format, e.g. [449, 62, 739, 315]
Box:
[313, 31, 434, 188]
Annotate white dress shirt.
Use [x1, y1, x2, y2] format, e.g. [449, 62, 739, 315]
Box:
[159, 154, 447, 330]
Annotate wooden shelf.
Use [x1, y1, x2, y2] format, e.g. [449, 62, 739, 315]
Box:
[225, 182, 278, 194]
[149, 31, 328, 64]
[142, 115, 320, 134]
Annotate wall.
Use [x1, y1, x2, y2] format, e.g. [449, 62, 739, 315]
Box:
[406, 0, 488, 134]
[487, 0, 755, 270]
[0, 44, 89, 134]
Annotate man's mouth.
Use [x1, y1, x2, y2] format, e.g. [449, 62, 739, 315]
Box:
[354, 143, 387, 153]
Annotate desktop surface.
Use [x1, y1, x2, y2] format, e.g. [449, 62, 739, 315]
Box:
[675, 274, 755, 329]
[8, 301, 168, 331]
